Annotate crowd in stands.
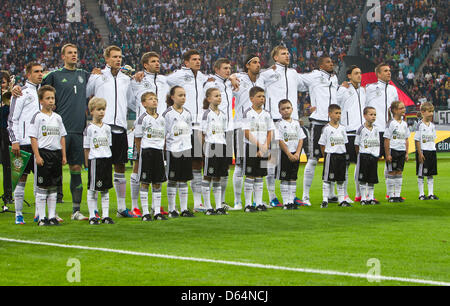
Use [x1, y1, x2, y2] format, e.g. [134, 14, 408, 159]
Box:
[359, 0, 448, 108]
[0, 0, 104, 82]
[99, 0, 274, 74]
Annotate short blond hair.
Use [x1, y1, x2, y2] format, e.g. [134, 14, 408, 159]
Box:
[271, 45, 288, 60]
[103, 45, 122, 59]
[88, 97, 107, 113]
[61, 43, 77, 55]
[420, 102, 434, 113]
[141, 91, 157, 103]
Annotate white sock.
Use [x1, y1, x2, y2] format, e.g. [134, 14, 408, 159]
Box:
[418, 177, 425, 196]
[329, 181, 337, 199]
[220, 175, 228, 203]
[337, 183, 345, 203]
[267, 167, 276, 201]
[323, 182, 330, 202]
[130, 172, 140, 210]
[113, 172, 127, 211]
[179, 182, 189, 212]
[368, 184, 375, 201]
[427, 176, 434, 196]
[14, 182, 25, 216]
[244, 178, 254, 207]
[47, 191, 57, 220]
[213, 181, 222, 209]
[254, 177, 264, 206]
[101, 191, 109, 218]
[87, 190, 98, 219]
[354, 167, 361, 198]
[36, 188, 47, 221]
[167, 181, 177, 212]
[233, 165, 243, 204]
[201, 179, 212, 210]
[192, 170, 203, 208]
[140, 186, 149, 216]
[386, 175, 395, 198]
[394, 176, 403, 198]
[361, 183, 368, 201]
[280, 181, 289, 204]
[152, 185, 162, 216]
[289, 181, 297, 204]
[303, 158, 317, 199]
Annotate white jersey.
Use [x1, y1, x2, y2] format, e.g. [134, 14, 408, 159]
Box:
[166, 67, 209, 128]
[162, 106, 192, 153]
[298, 69, 339, 123]
[318, 123, 348, 154]
[275, 118, 306, 152]
[83, 123, 112, 160]
[134, 112, 166, 150]
[201, 108, 228, 145]
[7, 81, 41, 145]
[337, 83, 366, 135]
[203, 74, 234, 124]
[86, 65, 135, 131]
[384, 119, 410, 151]
[242, 107, 275, 145]
[259, 63, 302, 120]
[131, 71, 169, 119]
[355, 124, 380, 157]
[29, 111, 67, 150]
[414, 120, 436, 151]
[365, 80, 399, 132]
[233, 72, 264, 129]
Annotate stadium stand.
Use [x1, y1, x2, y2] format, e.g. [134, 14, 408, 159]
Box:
[100, 0, 274, 74]
[0, 0, 104, 82]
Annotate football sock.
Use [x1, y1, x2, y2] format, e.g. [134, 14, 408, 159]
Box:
[418, 177, 425, 196]
[337, 182, 345, 203]
[303, 158, 317, 199]
[427, 176, 434, 196]
[14, 181, 25, 217]
[322, 181, 330, 203]
[179, 182, 189, 212]
[152, 185, 162, 216]
[267, 167, 276, 201]
[244, 178, 254, 207]
[280, 181, 289, 204]
[36, 188, 47, 221]
[130, 172, 140, 210]
[167, 181, 177, 212]
[368, 184, 375, 201]
[100, 191, 109, 218]
[220, 175, 228, 203]
[289, 181, 297, 204]
[87, 190, 98, 219]
[254, 177, 264, 206]
[213, 181, 222, 209]
[192, 170, 203, 208]
[233, 165, 243, 204]
[47, 190, 57, 220]
[113, 172, 127, 212]
[140, 185, 149, 216]
[201, 179, 212, 210]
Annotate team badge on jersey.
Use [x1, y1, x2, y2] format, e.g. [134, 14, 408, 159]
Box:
[78, 76, 84, 84]
[142, 81, 151, 89]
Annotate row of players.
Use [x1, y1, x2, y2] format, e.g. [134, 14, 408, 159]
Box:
[11, 82, 438, 225]
[7, 44, 438, 225]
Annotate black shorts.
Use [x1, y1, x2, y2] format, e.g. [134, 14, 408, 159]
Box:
[308, 121, 326, 159]
[111, 131, 128, 164]
[386, 149, 406, 172]
[88, 157, 113, 191]
[191, 129, 203, 162]
[20, 145, 35, 174]
[244, 143, 269, 177]
[166, 150, 193, 181]
[234, 128, 244, 166]
[356, 153, 379, 184]
[139, 148, 167, 184]
[35, 149, 62, 188]
[416, 150, 437, 177]
[322, 153, 347, 182]
[204, 143, 230, 178]
[65, 133, 84, 166]
[346, 135, 357, 164]
[276, 150, 300, 181]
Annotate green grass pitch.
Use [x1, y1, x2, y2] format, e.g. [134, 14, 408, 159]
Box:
[0, 153, 449, 286]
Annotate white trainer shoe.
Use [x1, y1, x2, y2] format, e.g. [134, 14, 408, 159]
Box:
[71, 211, 88, 221]
[302, 197, 312, 206]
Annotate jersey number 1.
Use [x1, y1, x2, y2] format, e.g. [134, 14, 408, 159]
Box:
[74, 85, 77, 94]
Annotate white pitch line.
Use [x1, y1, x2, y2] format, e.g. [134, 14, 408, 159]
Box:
[1, 237, 449, 286]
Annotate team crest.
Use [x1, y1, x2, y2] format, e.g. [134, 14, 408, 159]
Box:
[184, 75, 193, 82]
[208, 167, 214, 174]
[38, 177, 44, 184]
[78, 76, 84, 83]
[13, 158, 23, 170]
[96, 181, 103, 188]
[329, 173, 334, 179]
[142, 81, 151, 89]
